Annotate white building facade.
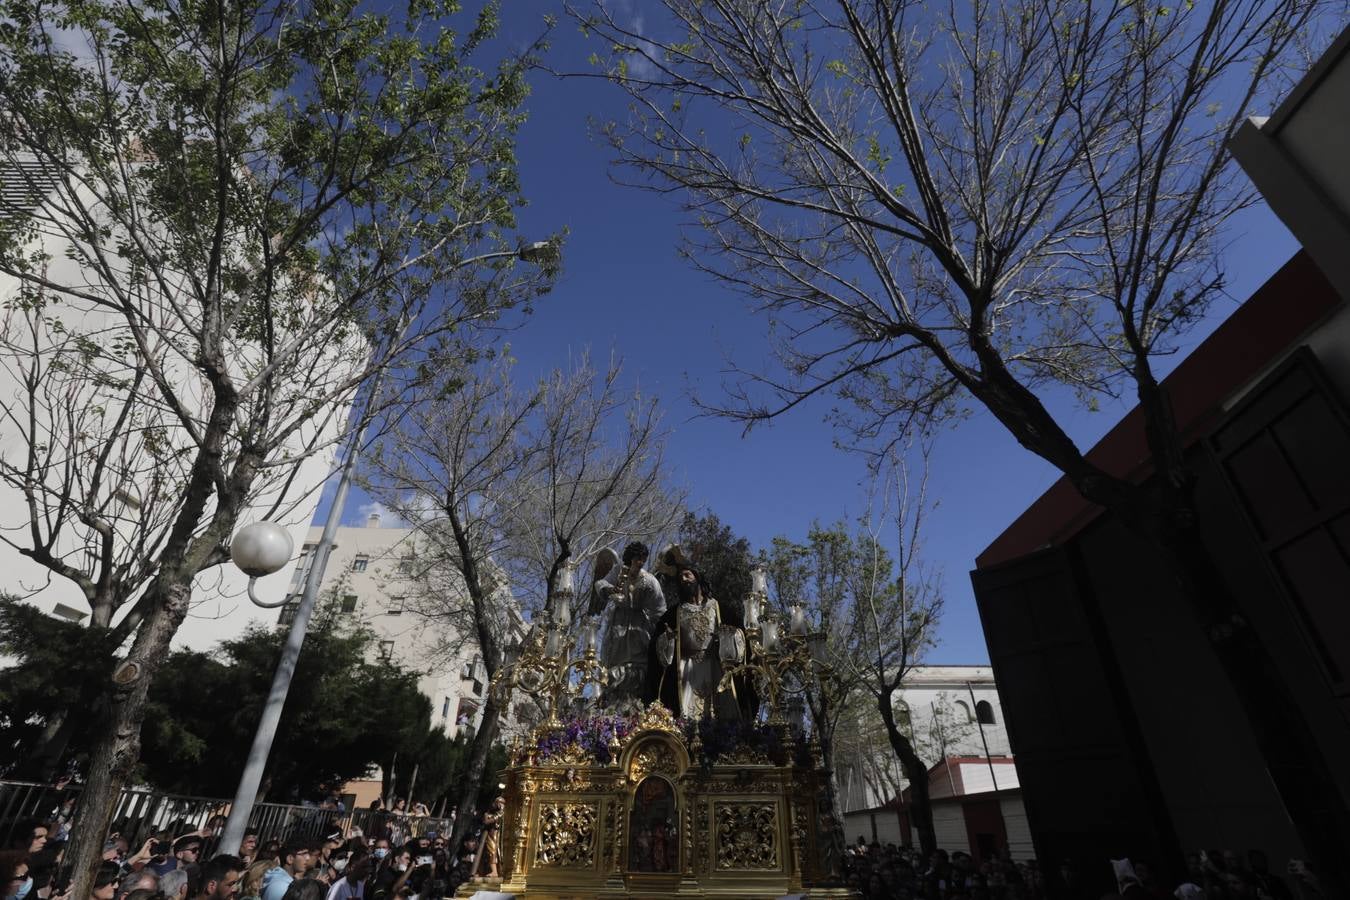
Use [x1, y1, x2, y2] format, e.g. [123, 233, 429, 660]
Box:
[837, 665, 1015, 814]
[0, 158, 337, 650]
[283, 516, 513, 738]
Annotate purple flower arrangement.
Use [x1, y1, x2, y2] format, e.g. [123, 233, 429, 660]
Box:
[532, 710, 816, 769]
[682, 717, 811, 767]
[534, 713, 637, 764]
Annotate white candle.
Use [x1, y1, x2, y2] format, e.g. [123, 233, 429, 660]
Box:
[545, 626, 562, 657]
[555, 562, 576, 596]
[583, 617, 601, 653]
[751, 567, 768, 595]
[789, 604, 809, 636]
[744, 593, 760, 627]
[761, 619, 780, 652]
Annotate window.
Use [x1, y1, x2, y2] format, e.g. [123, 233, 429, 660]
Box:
[895, 701, 911, 728]
[351, 555, 369, 573]
[388, 596, 405, 616]
[975, 700, 997, 725]
[472, 678, 484, 697]
[442, 697, 451, 719]
[378, 640, 395, 661]
[456, 698, 480, 726]
[953, 700, 973, 723]
[461, 659, 477, 679]
[397, 559, 415, 576]
[278, 601, 300, 627]
[340, 594, 358, 614]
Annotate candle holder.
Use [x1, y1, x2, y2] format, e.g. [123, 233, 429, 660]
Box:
[718, 611, 826, 725]
[491, 609, 607, 727]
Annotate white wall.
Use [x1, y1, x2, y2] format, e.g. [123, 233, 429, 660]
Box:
[0, 168, 344, 651]
[293, 522, 505, 738]
[958, 762, 1019, 793]
[1001, 796, 1035, 862]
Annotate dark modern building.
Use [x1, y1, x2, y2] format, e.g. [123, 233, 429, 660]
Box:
[970, 27, 1350, 895]
[970, 251, 1350, 892]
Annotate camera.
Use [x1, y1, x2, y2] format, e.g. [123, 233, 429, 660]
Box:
[415, 855, 433, 868]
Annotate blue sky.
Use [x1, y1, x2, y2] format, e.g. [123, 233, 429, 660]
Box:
[327, 7, 1301, 664]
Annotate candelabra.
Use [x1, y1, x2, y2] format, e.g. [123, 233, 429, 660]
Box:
[717, 566, 831, 724]
[491, 564, 608, 727]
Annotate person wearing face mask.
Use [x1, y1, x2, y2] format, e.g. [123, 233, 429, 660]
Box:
[1, 851, 32, 900]
[323, 854, 368, 900]
[367, 849, 416, 900]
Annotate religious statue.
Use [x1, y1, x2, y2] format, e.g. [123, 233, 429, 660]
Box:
[589, 541, 666, 710]
[473, 796, 505, 880]
[644, 548, 738, 718]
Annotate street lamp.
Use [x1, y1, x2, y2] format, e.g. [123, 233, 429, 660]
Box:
[217, 240, 555, 856]
[230, 522, 295, 606]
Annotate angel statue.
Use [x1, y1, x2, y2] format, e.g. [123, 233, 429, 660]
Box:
[588, 541, 667, 710]
[644, 546, 740, 719]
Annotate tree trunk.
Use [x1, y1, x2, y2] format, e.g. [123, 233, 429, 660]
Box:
[64, 580, 192, 900]
[446, 695, 502, 864]
[878, 693, 934, 856]
[816, 728, 847, 881]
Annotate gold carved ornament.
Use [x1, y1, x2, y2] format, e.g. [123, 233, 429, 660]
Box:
[631, 701, 681, 736]
[629, 740, 679, 782]
[714, 803, 779, 870]
[533, 802, 598, 869]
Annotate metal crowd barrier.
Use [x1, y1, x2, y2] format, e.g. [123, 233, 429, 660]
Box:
[0, 781, 452, 850]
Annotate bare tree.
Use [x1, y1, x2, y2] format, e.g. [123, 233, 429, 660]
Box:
[362, 357, 541, 864]
[763, 524, 872, 866]
[853, 450, 945, 855]
[770, 452, 943, 855]
[507, 351, 686, 623]
[0, 0, 556, 891]
[362, 351, 683, 862]
[574, 0, 1350, 874]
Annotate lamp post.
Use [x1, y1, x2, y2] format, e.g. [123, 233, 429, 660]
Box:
[217, 403, 365, 855]
[214, 239, 557, 855]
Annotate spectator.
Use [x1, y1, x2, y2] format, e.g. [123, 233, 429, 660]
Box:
[260, 841, 314, 900]
[239, 833, 260, 869]
[7, 824, 48, 858]
[114, 871, 155, 900]
[150, 837, 202, 878]
[90, 863, 120, 900]
[256, 843, 280, 869]
[278, 881, 324, 900]
[1247, 851, 1293, 900]
[200, 818, 228, 860]
[323, 855, 368, 900]
[1, 850, 30, 900]
[238, 860, 273, 900]
[193, 855, 242, 900]
[122, 891, 156, 900]
[159, 869, 189, 900]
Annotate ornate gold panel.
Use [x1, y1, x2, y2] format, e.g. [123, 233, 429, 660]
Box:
[532, 801, 598, 869]
[713, 801, 779, 870]
[629, 739, 679, 782]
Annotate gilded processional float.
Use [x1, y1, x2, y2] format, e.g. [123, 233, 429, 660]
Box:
[459, 543, 857, 899]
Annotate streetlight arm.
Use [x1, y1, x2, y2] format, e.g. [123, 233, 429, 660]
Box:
[245, 576, 293, 609]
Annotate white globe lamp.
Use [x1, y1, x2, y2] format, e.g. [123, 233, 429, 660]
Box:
[231, 521, 295, 607]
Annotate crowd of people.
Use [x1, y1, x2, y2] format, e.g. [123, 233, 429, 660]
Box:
[0, 798, 501, 900]
[2, 793, 1336, 900]
[839, 839, 1329, 900]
